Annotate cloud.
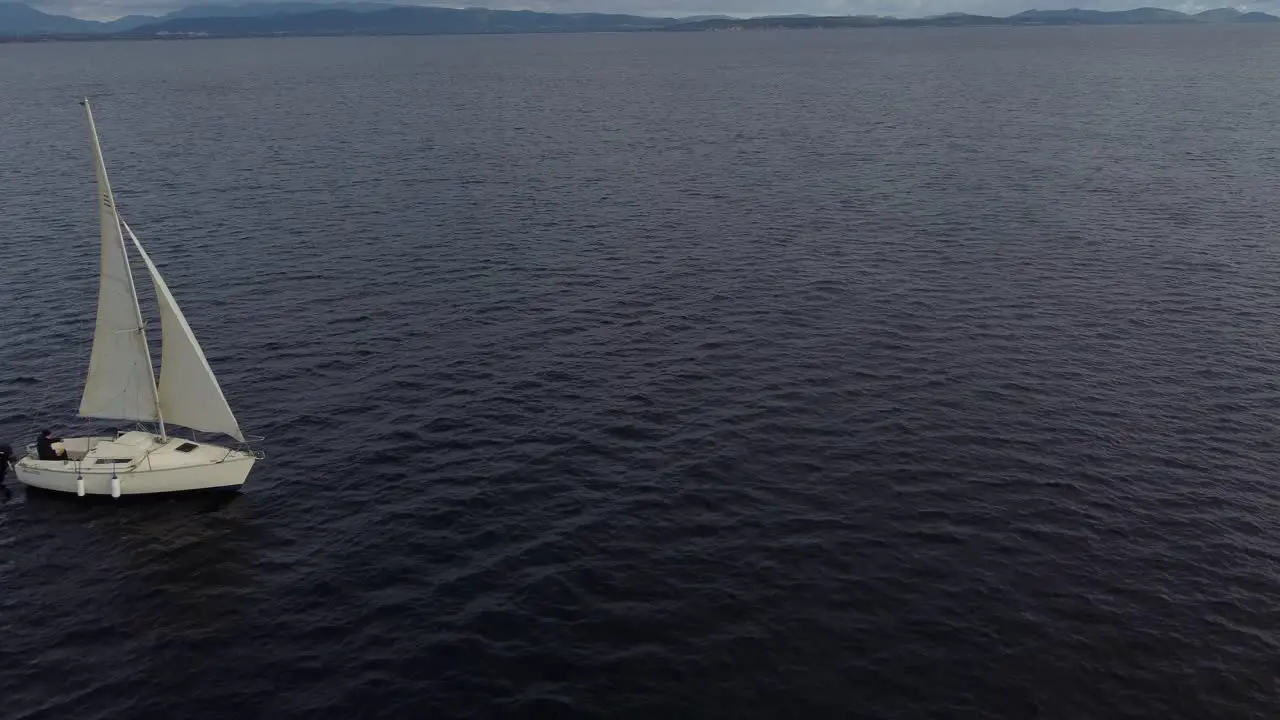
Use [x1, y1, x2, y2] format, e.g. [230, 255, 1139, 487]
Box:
[32, 0, 1271, 22]
[33, 0, 179, 19]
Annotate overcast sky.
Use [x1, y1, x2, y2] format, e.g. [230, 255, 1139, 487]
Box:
[34, 0, 1273, 22]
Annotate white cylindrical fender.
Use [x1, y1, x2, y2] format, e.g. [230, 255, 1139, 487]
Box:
[76, 476, 85, 497]
[110, 475, 121, 498]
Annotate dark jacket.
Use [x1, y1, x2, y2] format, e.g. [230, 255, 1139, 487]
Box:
[36, 435, 62, 461]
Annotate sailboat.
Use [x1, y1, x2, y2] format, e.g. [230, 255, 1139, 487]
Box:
[14, 99, 260, 497]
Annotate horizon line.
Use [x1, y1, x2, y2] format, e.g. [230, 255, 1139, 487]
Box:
[16, 0, 1278, 25]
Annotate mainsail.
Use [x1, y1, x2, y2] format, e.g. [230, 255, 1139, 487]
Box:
[77, 100, 161, 425]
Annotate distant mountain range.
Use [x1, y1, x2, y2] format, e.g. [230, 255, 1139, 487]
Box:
[0, 2, 150, 32]
[672, 6, 1280, 30]
[136, 6, 675, 35]
[1, 2, 1277, 39]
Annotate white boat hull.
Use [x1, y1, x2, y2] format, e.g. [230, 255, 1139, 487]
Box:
[15, 458, 254, 496]
[13, 432, 256, 496]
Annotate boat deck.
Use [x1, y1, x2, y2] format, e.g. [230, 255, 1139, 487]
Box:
[26, 431, 241, 473]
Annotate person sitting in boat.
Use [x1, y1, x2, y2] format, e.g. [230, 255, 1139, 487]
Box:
[36, 430, 67, 461]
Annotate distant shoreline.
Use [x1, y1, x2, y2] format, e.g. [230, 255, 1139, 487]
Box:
[2, 26, 1280, 44]
[5, 24, 1280, 44]
[3, 4, 1278, 43]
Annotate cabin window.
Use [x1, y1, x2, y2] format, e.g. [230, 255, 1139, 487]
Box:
[95, 459, 133, 464]
[176, 443, 199, 453]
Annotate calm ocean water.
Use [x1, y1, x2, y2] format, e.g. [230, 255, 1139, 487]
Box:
[3, 25, 1280, 718]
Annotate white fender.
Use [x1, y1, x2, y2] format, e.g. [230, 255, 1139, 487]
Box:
[110, 475, 121, 498]
[76, 476, 85, 497]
